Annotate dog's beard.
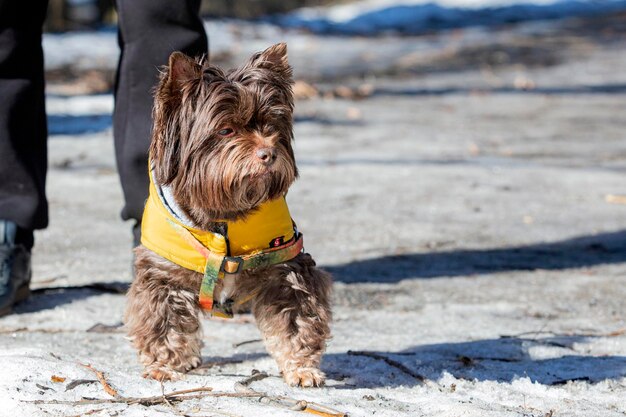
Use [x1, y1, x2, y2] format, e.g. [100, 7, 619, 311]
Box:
[169, 141, 297, 226]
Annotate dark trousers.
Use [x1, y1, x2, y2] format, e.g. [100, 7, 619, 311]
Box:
[0, 0, 207, 246]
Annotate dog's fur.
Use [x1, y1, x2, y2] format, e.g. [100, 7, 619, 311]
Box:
[124, 43, 332, 387]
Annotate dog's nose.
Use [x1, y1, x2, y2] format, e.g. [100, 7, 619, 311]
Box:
[256, 147, 277, 165]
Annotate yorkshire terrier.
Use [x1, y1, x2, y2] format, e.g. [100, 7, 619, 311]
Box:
[124, 43, 332, 387]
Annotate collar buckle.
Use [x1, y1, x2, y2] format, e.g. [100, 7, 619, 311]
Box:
[221, 256, 244, 275]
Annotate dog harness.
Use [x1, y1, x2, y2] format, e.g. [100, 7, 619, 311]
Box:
[141, 167, 304, 317]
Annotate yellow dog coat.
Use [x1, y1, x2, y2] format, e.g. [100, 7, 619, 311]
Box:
[141, 167, 304, 315]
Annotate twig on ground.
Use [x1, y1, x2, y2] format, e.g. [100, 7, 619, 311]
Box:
[605, 328, 626, 337]
[234, 371, 347, 417]
[80, 364, 119, 398]
[191, 358, 245, 373]
[65, 379, 97, 391]
[66, 407, 109, 417]
[86, 322, 125, 333]
[26, 389, 261, 406]
[232, 338, 262, 348]
[0, 327, 27, 333]
[236, 370, 270, 388]
[347, 350, 428, 382]
[605, 194, 626, 205]
[499, 323, 626, 341]
[500, 330, 556, 339]
[29, 384, 345, 416]
[0, 327, 71, 334]
[29, 366, 346, 416]
[160, 380, 176, 410]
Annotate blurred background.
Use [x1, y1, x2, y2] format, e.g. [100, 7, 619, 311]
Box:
[40, 0, 626, 284]
[45, 0, 347, 30]
[43, 0, 626, 131]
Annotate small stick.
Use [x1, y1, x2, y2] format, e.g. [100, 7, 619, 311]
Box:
[26, 391, 263, 406]
[348, 350, 427, 382]
[160, 380, 176, 410]
[80, 364, 119, 398]
[502, 327, 626, 339]
[138, 386, 215, 401]
[606, 194, 626, 205]
[500, 330, 555, 338]
[238, 370, 270, 387]
[28, 386, 347, 417]
[129, 391, 260, 405]
[192, 358, 244, 372]
[303, 404, 347, 417]
[0, 327, 69, 334]
[606, 328, 626, 337]
[234, 371, 347, 417]
[232, 338, 262, 348]
[65, 379, 97, 391]
[66, 407, 108, 417]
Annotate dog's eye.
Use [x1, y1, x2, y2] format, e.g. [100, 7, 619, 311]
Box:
[218, 128, 235, 137]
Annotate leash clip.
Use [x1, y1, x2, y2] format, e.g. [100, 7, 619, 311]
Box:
[220, 256, 244, 275]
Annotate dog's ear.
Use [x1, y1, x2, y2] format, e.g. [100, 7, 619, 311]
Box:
[165, 51, 202, 92]
[150, 53, 202, 184]
[150, 99, 180, 185]
[249, 43, 291, 75]
[150, 53, 199, 184]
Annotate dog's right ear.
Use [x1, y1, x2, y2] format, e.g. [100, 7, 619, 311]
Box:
[151, 52, 200, 185]
[165, 52, 201, 92]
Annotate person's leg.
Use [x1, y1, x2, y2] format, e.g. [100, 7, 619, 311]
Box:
[114, 0, 208, 245]
[0, 1, 49, 234]
[0, 0, 49, 314]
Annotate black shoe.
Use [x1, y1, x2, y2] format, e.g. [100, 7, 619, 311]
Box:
[0, 220, 32, 317]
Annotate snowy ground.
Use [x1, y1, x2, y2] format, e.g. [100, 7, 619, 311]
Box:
[2, 6, 626, 417]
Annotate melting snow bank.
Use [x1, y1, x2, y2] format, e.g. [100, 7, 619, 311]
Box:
[267, 0, 626, 34]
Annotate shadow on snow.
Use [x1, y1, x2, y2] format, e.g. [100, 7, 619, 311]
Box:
[325, 229, 626, 283]
[10, 230, 626, 311]
[322, 335, 626, 388]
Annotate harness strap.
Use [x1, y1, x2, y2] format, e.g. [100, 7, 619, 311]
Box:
[166, 218, 304, 314]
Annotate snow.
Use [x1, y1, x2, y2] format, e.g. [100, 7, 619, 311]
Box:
[3, 4, 626, 417]
[43, 30, 118, 70]
[272, 0, 626, 34]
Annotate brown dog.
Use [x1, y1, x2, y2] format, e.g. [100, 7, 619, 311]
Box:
[124, 43, 332, 387]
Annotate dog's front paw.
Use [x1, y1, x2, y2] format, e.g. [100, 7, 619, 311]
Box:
[143, 365, 186, 382]
[283, 367, 325, 387]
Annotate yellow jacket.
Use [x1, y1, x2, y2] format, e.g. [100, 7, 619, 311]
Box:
[141, 169, 297, 274]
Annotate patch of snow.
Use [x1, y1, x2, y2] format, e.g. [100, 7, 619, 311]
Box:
[43, 30, 118, 70]
[272, 0, 626, 34]
[46, 94, 113, 116]
[42, 21, 241, 71]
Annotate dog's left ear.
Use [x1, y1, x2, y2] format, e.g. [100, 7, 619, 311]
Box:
[165, 51, 202, 93]
[250, 43, 291, 74]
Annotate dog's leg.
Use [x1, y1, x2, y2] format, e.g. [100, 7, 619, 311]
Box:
[125, 247, 203, 381]
[252, 254, 332, 387]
